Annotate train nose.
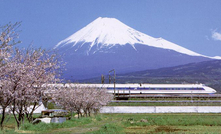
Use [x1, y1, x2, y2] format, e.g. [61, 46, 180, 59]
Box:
[213, 89, 217, 93]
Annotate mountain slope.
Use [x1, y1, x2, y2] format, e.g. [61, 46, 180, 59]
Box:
[81, 60, 221, 92]
[55, 17, 207, 57]
[119, 60, 221, 79]
[60, 44, 210, 80]
[119, 60, 221, 93]
[55, 17, 217, 80]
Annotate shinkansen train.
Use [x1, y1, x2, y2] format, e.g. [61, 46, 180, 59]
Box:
[53, 83, 216, 94]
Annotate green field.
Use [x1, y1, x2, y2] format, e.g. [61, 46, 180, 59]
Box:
[109, 97, 221, 106]
[108, 102, 221, 106]
[1, 113, 221, 134]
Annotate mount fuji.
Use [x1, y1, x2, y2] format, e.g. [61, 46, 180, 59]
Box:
[55, 17, 219, 80]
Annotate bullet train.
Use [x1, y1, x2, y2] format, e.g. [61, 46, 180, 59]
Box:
[54, 83, 216, 94]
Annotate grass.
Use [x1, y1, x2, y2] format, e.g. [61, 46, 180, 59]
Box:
[90, 123, 124, 134]
[0, 115, 92, 133]
[109, 96, 221, 106]
[121, 114, 221, 126]
[128, 97, 221, 101]
[108, 102, 221, 106]
[2, 113, 221, 133]
[21, 117, 92, 132]
[90, 113, 221, 134]
[108, 97, 221, 106]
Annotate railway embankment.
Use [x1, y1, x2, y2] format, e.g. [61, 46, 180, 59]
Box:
[115, 94, 221, 99]
[100, 106, 221, 113]
[111, 100, 221, 103]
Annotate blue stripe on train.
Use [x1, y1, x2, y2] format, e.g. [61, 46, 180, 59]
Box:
[106, 88, 204, 90]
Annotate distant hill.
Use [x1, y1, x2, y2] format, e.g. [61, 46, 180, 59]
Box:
[81, 60, 221, 93]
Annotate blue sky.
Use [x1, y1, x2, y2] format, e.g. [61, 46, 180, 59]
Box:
[1, 0, 221, 57]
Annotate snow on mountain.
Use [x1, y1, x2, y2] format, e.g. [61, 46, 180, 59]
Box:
[55, 17, 205, 57]
[55, 17, 220, 80]
[213, 56, 221, 59]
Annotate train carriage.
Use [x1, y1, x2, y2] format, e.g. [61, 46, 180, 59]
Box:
[61, 83, 216, 94]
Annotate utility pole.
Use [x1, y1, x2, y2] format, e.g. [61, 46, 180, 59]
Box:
[109, 74, 111, 84]
[109, 69, 116, 98]
[101, 74, 105, 84]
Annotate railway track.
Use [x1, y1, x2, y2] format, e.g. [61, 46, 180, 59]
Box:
[115, 94, 221, 99]
[111, 100, 221, 103]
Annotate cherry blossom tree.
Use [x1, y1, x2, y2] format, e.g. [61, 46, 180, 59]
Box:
[0, 22, 62, 129]
[4, 48, 62, 128]
[0, 80, 14, 129]
[80, 86, 113, 117]
[51, 85, 77, 117]
[52, 84, 113, 119]
[0, 22, 20, 129]
[0, 22, 20, 62]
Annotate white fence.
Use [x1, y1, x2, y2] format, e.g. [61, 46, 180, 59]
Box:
[2, 106, 221, 114]
[100, 106, 221, 113]
[0, 104, 46, 114]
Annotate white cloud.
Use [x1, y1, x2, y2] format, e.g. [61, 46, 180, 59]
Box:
[212, 31, 221, 41]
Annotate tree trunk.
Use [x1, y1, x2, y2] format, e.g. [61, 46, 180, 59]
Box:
[26, 102, 37, 122]
[12, 102, 23, 129]
[88, 110, 91, 117]
[0, 107, 6, 130]
[12, 110, 20, 129]
[71, 110, 73, 119]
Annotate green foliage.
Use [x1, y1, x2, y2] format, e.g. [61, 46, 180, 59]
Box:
[95, 115, 102, 121]
[47, 102, 56, 109]
[20, 117, 92, 131]
[122, 114, 221, 127]
[32, 113, 41, 119]
[91, 123, 124, 134]
[108, 102, 221, 106]
[2, 113, 221, 133]
[0, 129, 18, 134]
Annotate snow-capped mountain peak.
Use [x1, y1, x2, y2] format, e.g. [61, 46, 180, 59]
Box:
[55, 17, 219, 58]
[55, 17, 152, 49]
[54, 17, 221, 80]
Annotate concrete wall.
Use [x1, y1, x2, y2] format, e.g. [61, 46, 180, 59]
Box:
[100, 106, 221, 113]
